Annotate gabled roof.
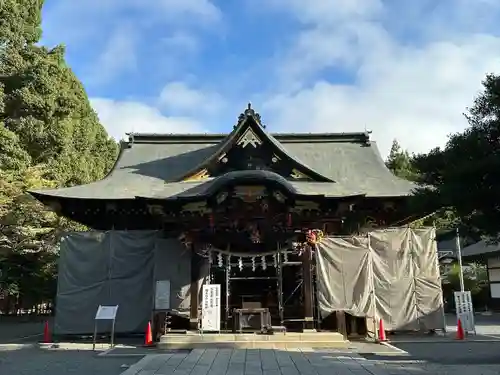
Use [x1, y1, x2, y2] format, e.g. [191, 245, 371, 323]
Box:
[178, 104, 333, 182]
[30, 105, 417, 202]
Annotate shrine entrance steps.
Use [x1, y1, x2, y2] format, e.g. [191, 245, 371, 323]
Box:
[157, 331, 348, 349]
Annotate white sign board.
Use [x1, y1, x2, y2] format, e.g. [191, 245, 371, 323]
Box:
[201, 284, 221, 332]
[454, 291, 476, 334]
[93, 305, 119, 350]
[155, 280, 171, 310]
[95, 305, 118, 320]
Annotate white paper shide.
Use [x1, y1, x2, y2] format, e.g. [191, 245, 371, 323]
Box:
[201, 284, 221, 331]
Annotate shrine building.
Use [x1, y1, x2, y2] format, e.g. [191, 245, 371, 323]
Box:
[30, 105, 442, 342]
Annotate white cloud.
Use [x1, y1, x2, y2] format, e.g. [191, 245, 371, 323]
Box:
[266, 0, 383, 25]
[41, 0, 221, 84]
[86, 27, 137, 85]
[91, 98, 205, 141]
[156, 0, 222, 24]
[259, 0, 500, 157]
[158, 82, 226, 116]
[161, 32, 199, 53]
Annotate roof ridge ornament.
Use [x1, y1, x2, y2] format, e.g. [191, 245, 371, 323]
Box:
[235, 102, 265, 129]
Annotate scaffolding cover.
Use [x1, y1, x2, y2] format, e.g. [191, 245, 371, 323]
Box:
[55, 231, 199, 335]
[316, 227, 445, 330]
[55, 227, 444, 335]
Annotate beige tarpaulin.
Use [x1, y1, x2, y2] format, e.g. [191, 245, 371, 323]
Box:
[316, 227, 445, 331]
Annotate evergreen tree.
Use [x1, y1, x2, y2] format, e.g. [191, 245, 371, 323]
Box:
[0, 1, 118, 310]
[385, 139, 418, 181]
[413, 74, 500, 241]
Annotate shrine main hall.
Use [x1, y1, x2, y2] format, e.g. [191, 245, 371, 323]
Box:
[31, 105, 444, 342]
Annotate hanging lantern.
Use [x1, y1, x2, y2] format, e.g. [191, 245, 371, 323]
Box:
[261, 256, 267, 270]
[238, 257, 243, 271]
[287, 213, 292, 227]
[217, 253, 223, 267]
[251, 257, 256, 272]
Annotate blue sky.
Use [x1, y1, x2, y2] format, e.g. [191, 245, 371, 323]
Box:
[40, 0, 500, 156]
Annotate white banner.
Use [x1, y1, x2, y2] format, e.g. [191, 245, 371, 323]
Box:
[201, 284, 221, 332]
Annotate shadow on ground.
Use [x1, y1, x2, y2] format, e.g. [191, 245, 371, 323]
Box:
[0, 346, 141, 375]
[375, 340, 500, 365]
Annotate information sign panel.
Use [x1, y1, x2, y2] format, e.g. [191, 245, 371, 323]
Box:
[201, 284, 221, 332]
[154, 280, 171, 310]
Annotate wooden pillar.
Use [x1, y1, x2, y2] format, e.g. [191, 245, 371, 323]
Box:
[349, 315, 358, 336]
[336, 311, 348, 339]
[189, 248, 201, 331]
[301, 246, 315, 331]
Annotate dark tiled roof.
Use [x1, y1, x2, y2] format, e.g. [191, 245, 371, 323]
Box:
[138, 171, 365, 200]
[30, 131, 415, 200]
[30, 105, 416, 201]
[462, 240, 500, 258]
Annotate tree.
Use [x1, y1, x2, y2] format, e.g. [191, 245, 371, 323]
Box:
[0, 1, 118, 311]
[385, 139, 418, 181]
[385, 140, 459, 231]
[413, 74, 500, 241]
[0, 0, 44, 47]
[443, 262, 488, 295]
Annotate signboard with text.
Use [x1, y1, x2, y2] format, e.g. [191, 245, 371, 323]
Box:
[201, 284, 221, 332]
[454, 291, 476, 334]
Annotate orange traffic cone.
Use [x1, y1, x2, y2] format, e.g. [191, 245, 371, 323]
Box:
[143, 321, 154, 347]
[456, 318, 465, 340]
[378, 319, 387, 342]
[43, 321, 51, 343]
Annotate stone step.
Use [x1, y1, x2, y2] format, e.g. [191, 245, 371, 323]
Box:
[157, 332, 348, 349]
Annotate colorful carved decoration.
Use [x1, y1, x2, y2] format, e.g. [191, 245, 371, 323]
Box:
[183, 168, 210, 182]
[290, 168, 310, 180]
[246, 222, 261, 243]
[234, 185, 265, 202]
[306, 229, 324, 245]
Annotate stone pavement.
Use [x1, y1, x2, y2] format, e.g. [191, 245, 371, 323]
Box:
[119, 348, 500, 375]
[0, 346, 139, 375]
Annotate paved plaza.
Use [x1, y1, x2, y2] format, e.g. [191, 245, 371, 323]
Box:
[120, 347, 500, 375]
[2, 314, 500, 375]
[0, 346, 139, 375]
[2, 342, 500, 375]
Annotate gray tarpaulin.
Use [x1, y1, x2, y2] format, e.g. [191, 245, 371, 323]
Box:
[316, 227, 445, 331]
[55, 231, 198, 335]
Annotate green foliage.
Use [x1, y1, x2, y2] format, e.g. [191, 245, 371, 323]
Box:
[0, 0, 44, 47]
[443, 262, 488, 295]
[385, 139, 459, 231]
[413, 74, 500, 241]
[0, 1, 118, 311]
[385, 139, 418, 181]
